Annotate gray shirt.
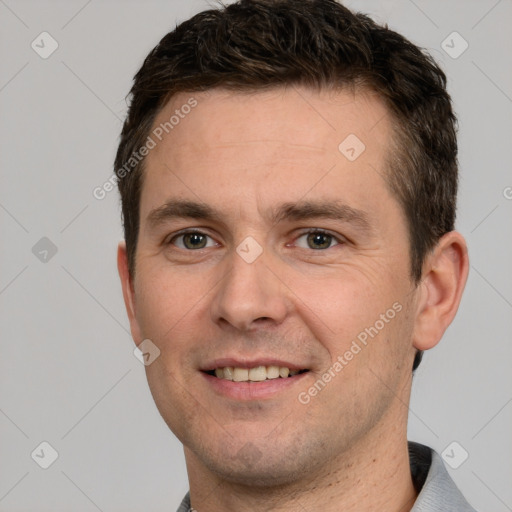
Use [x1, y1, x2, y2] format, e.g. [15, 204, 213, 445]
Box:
[176, 442, 477, 511]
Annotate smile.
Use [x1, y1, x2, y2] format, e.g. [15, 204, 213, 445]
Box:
[207, 366, 309, 382]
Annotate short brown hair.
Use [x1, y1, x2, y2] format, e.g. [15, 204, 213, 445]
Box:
[115, 0, 459, 371]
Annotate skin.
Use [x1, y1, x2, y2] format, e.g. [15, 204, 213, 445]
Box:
[118, 86, 469, 512]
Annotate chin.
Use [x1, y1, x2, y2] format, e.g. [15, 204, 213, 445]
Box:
[207, 459, 304, 488]
[196, 439, 323, 489]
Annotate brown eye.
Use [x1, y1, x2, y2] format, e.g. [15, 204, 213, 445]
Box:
[182, 233, 207, 249]
[294, 230, 340, 250]
[306, 232, 333, 250]
[170, 231, 216, 250]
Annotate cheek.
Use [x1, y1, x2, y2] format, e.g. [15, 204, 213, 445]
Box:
[291, 270, 414, 398]
[290, 267, 393, 338]
[134, 265, 205, 344]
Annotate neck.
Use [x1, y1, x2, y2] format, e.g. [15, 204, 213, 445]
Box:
[185, 414, 418, 512]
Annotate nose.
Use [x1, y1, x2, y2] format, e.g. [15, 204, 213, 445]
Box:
[209, 247, 290, 332]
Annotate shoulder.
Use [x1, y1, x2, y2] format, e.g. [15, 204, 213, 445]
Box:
[409, 441, 479, 512]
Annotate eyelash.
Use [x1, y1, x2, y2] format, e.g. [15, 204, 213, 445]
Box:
[167, 228, 345, 250]
[167, 229, 218, 249]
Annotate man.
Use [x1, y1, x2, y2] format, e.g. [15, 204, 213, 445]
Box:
[115, 1, 476, 510]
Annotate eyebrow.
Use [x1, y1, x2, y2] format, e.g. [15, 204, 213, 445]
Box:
[146, 199, 372, 233]
[273, 201, 371, 232]
[146, 200, 223, 229]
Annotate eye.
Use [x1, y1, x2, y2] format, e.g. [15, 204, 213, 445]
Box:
[169, 230, 217, 250]
[294, 229, 342, 250]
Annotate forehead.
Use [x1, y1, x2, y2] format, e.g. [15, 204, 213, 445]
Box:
[140, 86, 396, 224]
[151, 85, 391, 156]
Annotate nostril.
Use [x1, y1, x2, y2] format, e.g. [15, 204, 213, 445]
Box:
[252, 317, 274, 327]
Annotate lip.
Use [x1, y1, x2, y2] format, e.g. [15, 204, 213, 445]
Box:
[200, 358, 308, 372]
[201, 370, 309, 400]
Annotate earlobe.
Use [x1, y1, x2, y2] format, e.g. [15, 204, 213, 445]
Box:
[412, 231, 469, 351]
[117, 241, 142, 343]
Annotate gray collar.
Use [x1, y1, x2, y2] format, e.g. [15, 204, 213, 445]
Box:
[409, 442, 477, 511]
[177, 442, 477, 511]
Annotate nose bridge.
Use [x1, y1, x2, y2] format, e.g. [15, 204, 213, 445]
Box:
[210, 241, 288, 330]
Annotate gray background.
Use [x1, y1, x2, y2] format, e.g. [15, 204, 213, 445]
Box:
[1, 0, 511, 510]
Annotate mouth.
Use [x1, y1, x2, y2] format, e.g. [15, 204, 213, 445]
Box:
[204, 366, 310, 382]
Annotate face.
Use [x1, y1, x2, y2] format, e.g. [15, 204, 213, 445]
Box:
[121, 86, 421, 486]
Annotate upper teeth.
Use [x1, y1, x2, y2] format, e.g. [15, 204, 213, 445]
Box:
[214, 366, 300, 382]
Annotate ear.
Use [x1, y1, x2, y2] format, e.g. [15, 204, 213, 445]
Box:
[117, 240, 143, 344]
[412, 231, 469, 351]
